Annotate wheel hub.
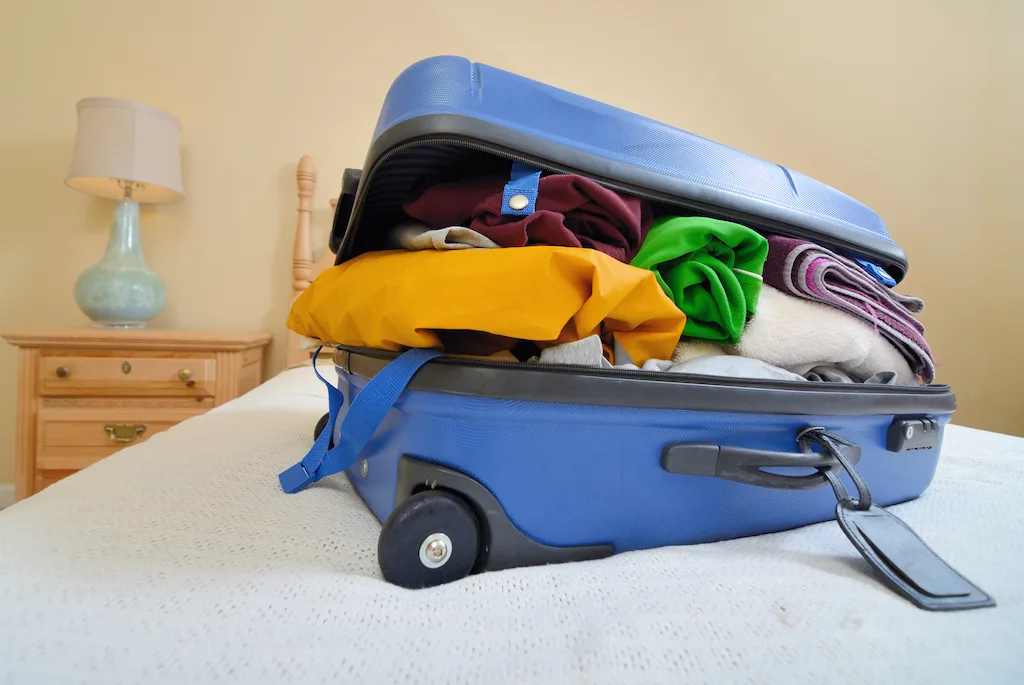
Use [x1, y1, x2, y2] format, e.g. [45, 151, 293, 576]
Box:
[419, 532, 453, 568]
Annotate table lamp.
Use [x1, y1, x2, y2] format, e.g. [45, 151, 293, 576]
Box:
[65, 97, 184, 328]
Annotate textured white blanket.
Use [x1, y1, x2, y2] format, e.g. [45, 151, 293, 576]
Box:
[0, 365, 1021, 684]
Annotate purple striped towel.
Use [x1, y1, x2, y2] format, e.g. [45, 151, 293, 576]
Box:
[763, 236, 935, 384]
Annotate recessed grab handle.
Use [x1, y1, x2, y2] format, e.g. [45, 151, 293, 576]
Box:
[660, 440, 861, 490]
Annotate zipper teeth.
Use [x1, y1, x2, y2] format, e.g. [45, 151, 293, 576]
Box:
[342, 136, 899, 269]
[336, 346, 948, 395]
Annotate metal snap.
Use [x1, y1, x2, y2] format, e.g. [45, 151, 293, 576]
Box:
[508, 194, 529, 210]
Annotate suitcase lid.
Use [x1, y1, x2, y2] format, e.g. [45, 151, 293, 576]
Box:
[331, 56, 909, 283]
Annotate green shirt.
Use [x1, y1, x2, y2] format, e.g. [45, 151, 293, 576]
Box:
[630, 216, 768, 343]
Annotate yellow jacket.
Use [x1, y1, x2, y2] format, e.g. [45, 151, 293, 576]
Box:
[288, 246, 686, 365]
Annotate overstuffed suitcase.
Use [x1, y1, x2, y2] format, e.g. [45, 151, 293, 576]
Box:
[280, 56, 993, 611]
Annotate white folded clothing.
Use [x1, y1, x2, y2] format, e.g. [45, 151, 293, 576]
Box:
[639, 356, 808, 382]
[673, 286, 918, 385]
[531, 334, 807, 382]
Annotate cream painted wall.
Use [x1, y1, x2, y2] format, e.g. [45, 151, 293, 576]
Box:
[0, 0, 1020, 483]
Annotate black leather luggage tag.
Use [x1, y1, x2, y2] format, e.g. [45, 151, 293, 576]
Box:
[803, 429, 995, 612]
[835, 503, 994, 611]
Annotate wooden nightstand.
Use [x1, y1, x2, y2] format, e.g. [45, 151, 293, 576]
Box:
[3, 329, 273, 501]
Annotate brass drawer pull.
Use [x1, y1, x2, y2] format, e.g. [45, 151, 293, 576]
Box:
[178, 368, 192, 381]
[105, 424, 146, 443]
[122, 361, 132, 374]
[55, 366, 70, 378]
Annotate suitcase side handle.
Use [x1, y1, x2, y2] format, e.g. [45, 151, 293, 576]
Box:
[660, 438, 861, 490]
[663, 427, 995, 611]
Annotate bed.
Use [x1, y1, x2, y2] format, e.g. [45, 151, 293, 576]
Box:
[1, 157, 1021, 684]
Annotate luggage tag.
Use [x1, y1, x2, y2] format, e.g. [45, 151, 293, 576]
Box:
[800, 429, 995, 611]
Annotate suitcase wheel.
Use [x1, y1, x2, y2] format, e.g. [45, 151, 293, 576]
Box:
[312, 412, 334, 449]
[378, 490, 481, 589]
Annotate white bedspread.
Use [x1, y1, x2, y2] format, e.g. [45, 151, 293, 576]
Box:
[1, 364, 1021, 684]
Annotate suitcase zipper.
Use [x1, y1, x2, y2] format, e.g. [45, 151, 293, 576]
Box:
[341, 135, 901, 273]
[335, 345, 949, 395]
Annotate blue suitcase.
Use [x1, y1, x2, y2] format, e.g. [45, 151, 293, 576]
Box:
[281, 56, 992, 611]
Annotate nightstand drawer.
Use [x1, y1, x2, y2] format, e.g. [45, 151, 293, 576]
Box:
[5, 327, 271, 502]
[35, 408, 203, 470]
[37, 354, 215, 397]
[36, 469, 77, 493]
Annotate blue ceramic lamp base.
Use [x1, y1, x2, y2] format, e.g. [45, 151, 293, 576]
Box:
[74, 200, 165, 329]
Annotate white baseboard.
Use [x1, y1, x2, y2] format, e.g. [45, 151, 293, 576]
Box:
[0, 484, 14, 511]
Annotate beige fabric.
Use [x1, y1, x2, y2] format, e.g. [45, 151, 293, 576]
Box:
[389, 221, 501, 251]
[673, 286, 918, 385]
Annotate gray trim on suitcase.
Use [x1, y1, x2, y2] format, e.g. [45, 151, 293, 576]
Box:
[336, 348, 956, 416]
[333, 114, 909, 281]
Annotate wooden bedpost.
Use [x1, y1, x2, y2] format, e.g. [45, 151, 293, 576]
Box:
[293, 155, 316, 305]
[285, 155, 340, 369]
[285, 156, 317, 368]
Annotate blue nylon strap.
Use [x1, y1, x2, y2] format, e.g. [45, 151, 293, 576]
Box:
[278, 347, 442, 494]
[853, 258, 897, 287]
[501, 162, 542, 216]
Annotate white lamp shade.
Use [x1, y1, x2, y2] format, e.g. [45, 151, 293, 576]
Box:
[65, 97, 184, 203]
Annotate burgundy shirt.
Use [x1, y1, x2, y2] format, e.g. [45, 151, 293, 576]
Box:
[402, 172, 651, 262]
